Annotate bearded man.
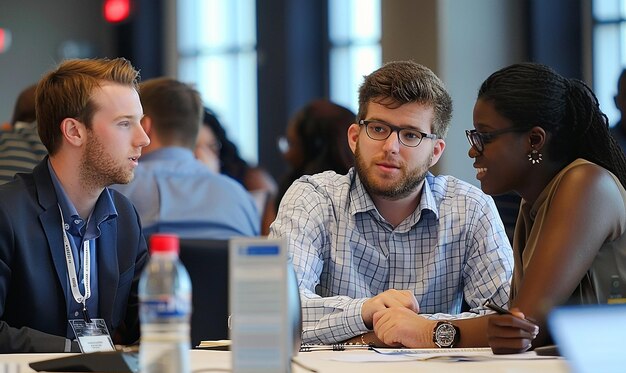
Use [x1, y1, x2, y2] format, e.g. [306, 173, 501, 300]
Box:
[0, 58, 150, 352]
[270, 61, 513, 348]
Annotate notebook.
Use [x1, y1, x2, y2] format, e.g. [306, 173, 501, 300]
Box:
[548, 304, 626, 373]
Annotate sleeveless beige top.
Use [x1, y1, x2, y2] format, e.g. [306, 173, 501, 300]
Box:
[511, 158, 626, 304]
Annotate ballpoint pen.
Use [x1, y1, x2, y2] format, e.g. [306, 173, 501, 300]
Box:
[483, 299, 512, 315]
[483, 299, 537, 324]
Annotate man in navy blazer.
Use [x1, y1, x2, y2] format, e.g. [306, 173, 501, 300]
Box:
[0, 58, 151, 352]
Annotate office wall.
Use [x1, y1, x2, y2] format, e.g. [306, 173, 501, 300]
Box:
[0, 1, 115, 122]
[382, 0, 527, 185]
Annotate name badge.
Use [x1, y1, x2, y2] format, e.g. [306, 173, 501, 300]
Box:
[69, 318, 115, 353]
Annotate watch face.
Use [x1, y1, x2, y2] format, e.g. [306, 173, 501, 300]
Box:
[436, 323, 457, 347]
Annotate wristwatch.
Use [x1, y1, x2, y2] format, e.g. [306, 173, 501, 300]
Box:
[432, 321, 459, 348]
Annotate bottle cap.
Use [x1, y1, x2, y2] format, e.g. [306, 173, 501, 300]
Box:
[149, 233, 180, 254]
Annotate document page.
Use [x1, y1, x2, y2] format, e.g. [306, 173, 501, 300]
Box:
[372, 347, 561, 362]
[229, 238, 290, 372]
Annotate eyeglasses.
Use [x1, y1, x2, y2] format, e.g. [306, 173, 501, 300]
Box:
[359, 120, 437, 148]
[208, 140, 222, 154]
[465, 127, 529, 153]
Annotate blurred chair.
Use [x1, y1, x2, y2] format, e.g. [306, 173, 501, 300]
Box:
[178, 239, 230, 347]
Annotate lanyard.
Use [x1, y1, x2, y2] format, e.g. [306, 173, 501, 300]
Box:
[59, 205, 92, 323]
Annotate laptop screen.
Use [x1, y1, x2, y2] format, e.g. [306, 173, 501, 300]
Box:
[548, 304, 626, 373]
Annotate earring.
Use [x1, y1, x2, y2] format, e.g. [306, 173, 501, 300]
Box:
[528, 147, 543, 164]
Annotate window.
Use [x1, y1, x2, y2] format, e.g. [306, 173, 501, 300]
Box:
[176, 1, 381, 161]
[328, 0, 381, 113]
[177, 0, 257, 163]
[592, 0, 626, 126]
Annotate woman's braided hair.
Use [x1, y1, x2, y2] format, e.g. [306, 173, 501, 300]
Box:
[478, 62, 626, 188]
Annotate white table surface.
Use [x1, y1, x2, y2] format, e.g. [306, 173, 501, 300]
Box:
[1, 349, 571, 373]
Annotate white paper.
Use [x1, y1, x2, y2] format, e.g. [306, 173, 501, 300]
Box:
[371, 347, 562, 362]
[77, 335, 116, 353]
[230, 238, 290, 373]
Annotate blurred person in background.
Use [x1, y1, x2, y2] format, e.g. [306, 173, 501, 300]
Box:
[114, 78, 259, 239]
[0, 84, 47, 184]
[275, 99, 355, 209]
[195, 107, 277, 235]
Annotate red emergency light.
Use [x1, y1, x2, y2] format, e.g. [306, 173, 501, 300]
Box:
[0, 28, 12, 53]
[103, 0, 132, 23]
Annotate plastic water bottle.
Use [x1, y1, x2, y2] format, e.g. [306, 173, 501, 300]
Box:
[139, 233, 192, 373]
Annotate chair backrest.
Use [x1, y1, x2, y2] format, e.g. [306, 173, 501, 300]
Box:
[178, 238, 230, 347]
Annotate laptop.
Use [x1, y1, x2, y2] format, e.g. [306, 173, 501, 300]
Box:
[178, 238, 230, 347]
[548, 304, 626, 373]
[30, 351, 138, 372]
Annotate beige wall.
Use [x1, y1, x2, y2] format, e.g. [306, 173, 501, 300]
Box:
[382, 0, 440, 71]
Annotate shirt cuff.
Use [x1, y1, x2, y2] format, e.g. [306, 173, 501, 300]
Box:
[345, 298, 370, 335]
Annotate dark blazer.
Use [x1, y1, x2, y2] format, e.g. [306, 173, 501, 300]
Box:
[0, 159, 148, 352]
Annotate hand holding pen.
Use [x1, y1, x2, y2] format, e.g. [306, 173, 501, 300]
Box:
[484, 299, 539, 354]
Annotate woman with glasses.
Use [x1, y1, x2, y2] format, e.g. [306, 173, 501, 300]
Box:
[467, 62, 626, 354]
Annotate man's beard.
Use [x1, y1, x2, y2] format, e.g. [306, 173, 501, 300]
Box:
[80, 131, 134, 190]
[354, 142, 430, 200]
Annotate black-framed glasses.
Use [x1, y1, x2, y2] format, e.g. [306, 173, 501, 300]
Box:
[359, 119, 437, 148]
[465, 127, 528, 153]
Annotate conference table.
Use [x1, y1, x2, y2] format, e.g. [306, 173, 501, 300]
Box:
[2, 348, 571, 372]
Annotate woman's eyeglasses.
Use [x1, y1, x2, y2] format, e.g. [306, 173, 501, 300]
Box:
[465, 127, 528, 153]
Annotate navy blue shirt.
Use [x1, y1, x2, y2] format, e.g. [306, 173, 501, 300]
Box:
[48, 161, 117, 338]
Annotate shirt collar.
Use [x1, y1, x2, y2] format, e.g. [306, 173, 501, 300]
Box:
[348, 167, 439, 229]
[47, 160, 118, 239]
[349, 168, 378, 215]
[139, 147, 196, 163]
[419, 173, 439, 219]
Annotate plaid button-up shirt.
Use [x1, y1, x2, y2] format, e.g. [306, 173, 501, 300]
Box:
[270, 168, 513, 344]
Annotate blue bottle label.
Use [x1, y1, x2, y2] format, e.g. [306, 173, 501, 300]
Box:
[141, 295, 191, 318]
